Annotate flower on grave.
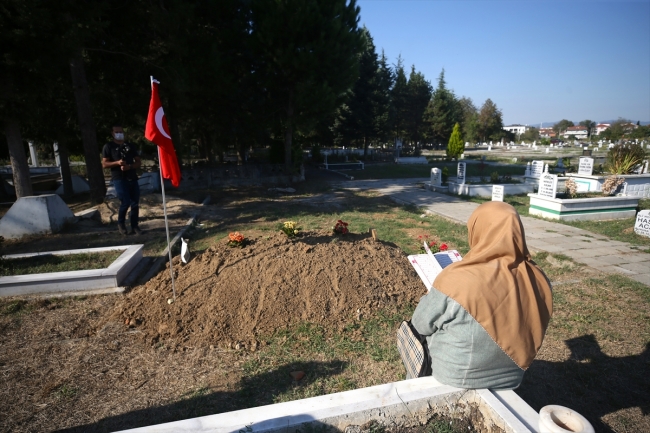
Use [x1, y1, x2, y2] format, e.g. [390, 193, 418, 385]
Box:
[228, 232, 245, 248]
[281, 221, 301, 237]
[418, 238, 449, 254]
[332, 219, 349, 235]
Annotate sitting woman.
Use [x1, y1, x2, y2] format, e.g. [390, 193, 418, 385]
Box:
[409, 201, 553, 389]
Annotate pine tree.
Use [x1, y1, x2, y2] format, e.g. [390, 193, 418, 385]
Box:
[446, 123, 464, 159]
[423, 69, 461, 147]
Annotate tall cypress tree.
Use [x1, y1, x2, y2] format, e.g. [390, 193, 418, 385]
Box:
[389, 56, 408, 144]
[404, 66, 432, 146]
[251, 0, 363, 171]
[423, 69, 460, 147]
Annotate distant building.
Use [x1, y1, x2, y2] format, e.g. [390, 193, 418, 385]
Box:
[539, 128, 556, 138]
[502, 124, 528, 136]
[562, 126, 588, 139]
[595, 123, 610, 135]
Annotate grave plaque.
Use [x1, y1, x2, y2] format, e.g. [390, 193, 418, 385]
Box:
[430, 168, 441, 186]
[492, 185, 504, 202]
[457, 162, 466, 184]
[530, 160, 544, 178]
[578, 157, 594, 176]
[538, 173, 558, 198]
[634, 210, 650, 238]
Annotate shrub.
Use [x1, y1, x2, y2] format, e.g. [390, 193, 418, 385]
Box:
[606, 143, 647, 174]
[446, 123, 464, 159]
[441, 167, 449, 183]
[490, 171, 500, 183]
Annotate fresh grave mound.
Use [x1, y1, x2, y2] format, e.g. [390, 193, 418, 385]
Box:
[111, 231, 424, 349]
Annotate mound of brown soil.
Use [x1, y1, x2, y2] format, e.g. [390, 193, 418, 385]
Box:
[110, 231, 424, 349]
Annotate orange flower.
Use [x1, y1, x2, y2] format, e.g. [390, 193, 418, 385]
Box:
[229, 232, 244, 243]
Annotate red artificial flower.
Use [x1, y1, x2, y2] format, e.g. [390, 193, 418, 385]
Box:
[440, 243, 448, 251]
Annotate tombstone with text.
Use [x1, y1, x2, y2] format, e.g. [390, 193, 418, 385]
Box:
[530, 160, 544, 178]
[538, 173, 558, 198]
[492, 185, 504, 202]
[457, 162, 466, 184]
[578, 157, 594, 176]
[634, 210, 650, 238]
[431, 168, 441, 186]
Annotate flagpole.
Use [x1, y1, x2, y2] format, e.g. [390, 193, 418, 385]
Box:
[151, 76, 177, 301]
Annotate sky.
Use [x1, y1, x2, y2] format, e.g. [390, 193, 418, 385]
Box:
[356, 0, 650, 126]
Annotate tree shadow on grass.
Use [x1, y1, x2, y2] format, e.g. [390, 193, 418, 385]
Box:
[55, 360, 347, 433]
[516, 334, 650, 433]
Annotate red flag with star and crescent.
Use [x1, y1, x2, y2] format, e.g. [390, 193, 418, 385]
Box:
[145, 78, 181, 187]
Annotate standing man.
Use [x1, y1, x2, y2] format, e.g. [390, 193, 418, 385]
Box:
[102, 125, 143, 235]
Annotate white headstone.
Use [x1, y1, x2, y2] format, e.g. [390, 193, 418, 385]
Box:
[492, 185, 504, 202]
[545, 147, 550, 154]
[642, 160, 649, 174]
[512, 157, 517, 163]
[538, 173, 558, 198]
[599, 143, 602, 148]
[430, 167, 441, 186]
[487, 145, 492, 151]
[544, 164, 549, 173]
[634, 210, 650, 238]
[550, 143, 553, 148]
[457, 162, 466, 184]
[578, 157, 594, 176]
[460, 153, 465, 159]
[525, 162, 531, 177]
[530, 160, 544, 178]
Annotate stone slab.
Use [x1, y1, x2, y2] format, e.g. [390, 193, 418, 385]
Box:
[600, 265, 638, 276]
[0, 194, 75, 239]
[629, 273, 650, 286]
[618, 261, 650, 273]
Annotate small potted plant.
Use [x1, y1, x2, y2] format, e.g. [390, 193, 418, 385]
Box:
[332, 220, 349, 235]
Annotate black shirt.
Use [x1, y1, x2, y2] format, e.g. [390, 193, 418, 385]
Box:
[102, 141, 139, 181]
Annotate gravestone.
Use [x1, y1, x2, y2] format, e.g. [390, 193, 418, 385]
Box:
[430, 168, 441, 186]
[492, 185, 504, 202]
[512, 157, 517, 162]
[457, 162, 466, 184]
[460, 153, 465, 159]
[530, 160, 544, 178]
[641, 160, 649, 174]
[578, 157, 594, 176]
[488, 145, 492, 151]
[525, 162, 531, 177]
[545, 148, 550, 154]
[0, 194, 75, 239]
[634, 210, 650, 238]
[538, 173, 558, 198]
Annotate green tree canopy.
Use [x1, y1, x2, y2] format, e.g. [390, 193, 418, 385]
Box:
[477, 99, 503, 142]
[423, 69, 460, 146]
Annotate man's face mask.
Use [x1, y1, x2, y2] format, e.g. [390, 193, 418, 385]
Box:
[114, 132, 124, 141]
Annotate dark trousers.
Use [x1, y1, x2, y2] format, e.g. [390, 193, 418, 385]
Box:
[113, 179, 140, 228]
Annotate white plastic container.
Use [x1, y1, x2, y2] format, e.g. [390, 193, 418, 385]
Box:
[539, 405, 595, 433]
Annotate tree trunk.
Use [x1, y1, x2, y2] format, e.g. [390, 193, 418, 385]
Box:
[4, 118, 33, 198]
[69, 50, 106, 204]
[55, 140, 73, 197]
[363, 135, 368, 159]
[284, 95, 294, 172]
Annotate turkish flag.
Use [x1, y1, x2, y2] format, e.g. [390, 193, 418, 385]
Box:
[145, 78, 181, 187]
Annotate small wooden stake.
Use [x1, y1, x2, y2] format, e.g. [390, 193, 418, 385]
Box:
[371, 229, 378, 241]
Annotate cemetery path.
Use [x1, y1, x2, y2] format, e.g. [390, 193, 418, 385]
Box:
[335, 178, 650, 287]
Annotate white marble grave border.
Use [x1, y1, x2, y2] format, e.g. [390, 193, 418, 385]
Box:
[0, 244, 143, 297]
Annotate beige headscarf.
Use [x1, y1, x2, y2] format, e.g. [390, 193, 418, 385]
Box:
[433, 201, 553, 370]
